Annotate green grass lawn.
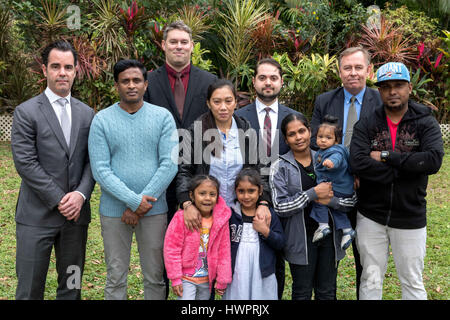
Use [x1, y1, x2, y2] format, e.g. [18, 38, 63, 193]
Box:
[0, 141, 448, 300]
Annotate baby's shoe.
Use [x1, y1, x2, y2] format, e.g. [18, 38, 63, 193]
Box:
[312, 225, 331, 243]
[341, 229, 356, 250]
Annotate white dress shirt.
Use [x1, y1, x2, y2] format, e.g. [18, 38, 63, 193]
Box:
[44, 87, 72, 128]
[255, 98, 278, 146]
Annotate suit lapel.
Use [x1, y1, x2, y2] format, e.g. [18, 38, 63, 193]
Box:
[182, 65, 198, 127]
[156, 66, 181, 122]
[333, 88, 346, 125]
[360, 88, 374, 118]
[69, 98, 81, 158]
[245, 103, 260, 130]
[276, 104, 290, 146]
[38, 93, 70, 154]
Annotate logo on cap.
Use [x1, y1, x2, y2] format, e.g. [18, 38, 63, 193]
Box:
[376, 62, 410, 85]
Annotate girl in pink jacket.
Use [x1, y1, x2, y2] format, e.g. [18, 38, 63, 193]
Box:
[164, 175, 232, 300]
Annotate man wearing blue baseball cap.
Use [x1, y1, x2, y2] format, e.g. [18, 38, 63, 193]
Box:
[349, 62, 444, 300]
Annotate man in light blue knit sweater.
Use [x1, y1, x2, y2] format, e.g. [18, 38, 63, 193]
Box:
[88, 60, 178, 300]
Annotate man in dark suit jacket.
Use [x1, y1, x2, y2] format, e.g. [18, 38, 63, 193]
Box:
[143, 20, 217, 221]
[235, 58, 300, 300]
[11, 40, 95, 300]
[143, 20, 217, 299]
[310, 47, 382, 299]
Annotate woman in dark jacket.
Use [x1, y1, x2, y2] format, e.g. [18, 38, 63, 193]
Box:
[177, 79, 272, 231]
[269, 113, 356, 300]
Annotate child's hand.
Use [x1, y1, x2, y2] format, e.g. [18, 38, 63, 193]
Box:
[173, 284, 183, 297]
[256, 204, 271, 227]
[323, 159, 334, 169]
[215, 285, 226, 296]
[253, 215, 270, 238]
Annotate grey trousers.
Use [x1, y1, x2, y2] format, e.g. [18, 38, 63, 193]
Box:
[15, 221, 88, 300]
[100, 213, 167, 300]
[356, 212, 427, 300]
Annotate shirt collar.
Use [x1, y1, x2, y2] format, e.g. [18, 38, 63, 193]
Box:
[343, 86, 366, 105]
[255, 98, 279, 114]
[44, 87, 71, 104]
[165, 63, 191, 77]
[219, 116, 239, 139]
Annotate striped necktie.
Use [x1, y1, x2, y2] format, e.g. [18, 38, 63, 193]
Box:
[263, 107, 272, 157]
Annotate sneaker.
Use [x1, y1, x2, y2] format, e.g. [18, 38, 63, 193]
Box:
[312, 226, 331, 243]
[341, 229, 356, 250]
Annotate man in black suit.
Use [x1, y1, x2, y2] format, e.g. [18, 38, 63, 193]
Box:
[310, 46, 382, 299]
[11, 40, 95, 299]
[143, 20, 217, 299]
[235, 58, 300, 300]
[143, 20, 217, 222]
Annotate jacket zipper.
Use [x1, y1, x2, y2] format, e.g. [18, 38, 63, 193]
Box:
[385, 114, 398, 227]
[284, 153, 311, 265]
[293, 160, 308, 265]
[386, 182, 394, 226]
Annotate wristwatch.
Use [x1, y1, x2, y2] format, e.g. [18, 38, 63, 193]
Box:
[380, 151, 390, 162]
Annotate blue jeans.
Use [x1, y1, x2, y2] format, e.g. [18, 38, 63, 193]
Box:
[310, 191, 352, 230]
[178, 280, 211, 300]
[289, 231, 337, 300]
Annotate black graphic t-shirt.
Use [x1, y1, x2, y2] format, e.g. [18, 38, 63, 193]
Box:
[296, 159, 319, 233]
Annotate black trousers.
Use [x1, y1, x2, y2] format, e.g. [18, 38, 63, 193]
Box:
[289, 231, 337, 300]
[275, 250, 285, 299]
[348, 208, 362, 300]
[15, 221, 88, 300]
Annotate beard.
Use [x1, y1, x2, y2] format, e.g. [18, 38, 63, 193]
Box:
[383, 101, 408, 113]
[255, 88, 280, 103]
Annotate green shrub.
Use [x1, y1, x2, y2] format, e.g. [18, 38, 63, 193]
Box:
[384, 4, 441, 44]
[273, 51, 339, 117]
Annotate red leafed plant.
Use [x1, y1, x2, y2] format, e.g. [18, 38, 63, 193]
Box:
[359, 15, 418, 66]
[251, 11, 282, 60]
[71, 36, 106, 81]
[149, 22, 164, 53]
[417, 41, 445, 71]
[119, 1, 148, 59]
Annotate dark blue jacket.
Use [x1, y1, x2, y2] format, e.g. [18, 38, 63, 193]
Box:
[229, 203, 285, 278]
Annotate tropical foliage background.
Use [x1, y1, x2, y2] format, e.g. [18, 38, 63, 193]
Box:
[0, 0, 449, 122]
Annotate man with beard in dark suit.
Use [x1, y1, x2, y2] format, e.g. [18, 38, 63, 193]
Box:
[235, 58, 300, 300]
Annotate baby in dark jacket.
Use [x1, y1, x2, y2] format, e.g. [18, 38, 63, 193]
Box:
[311, 115, 356, 250]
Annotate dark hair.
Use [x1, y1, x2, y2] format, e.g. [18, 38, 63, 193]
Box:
[255, 58, 283, 77]
[234, 168, 262, 190]
[188, 174, 220, 198]
[280, 112, 309, 138]
[201, 79, 237, 158]
[318, 114, 342, 144]
[206, 78, 237, 101]
[41, 40, 78, 67]
[113, 59, 147, 82]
